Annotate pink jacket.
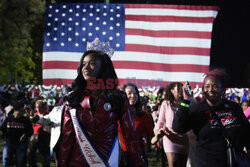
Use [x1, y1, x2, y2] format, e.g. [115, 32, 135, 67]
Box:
[154, 100, 189, 154]
[244, 107, 250, 121]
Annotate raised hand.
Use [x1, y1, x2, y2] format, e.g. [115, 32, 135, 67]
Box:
[182, 81, 193, 101]
[24, 105, 34, 117]
[20, 134, 26, 142]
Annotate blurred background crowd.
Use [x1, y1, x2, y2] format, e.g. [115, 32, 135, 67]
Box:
[0, 84, 249, 124]
[0, 83, 249, 166]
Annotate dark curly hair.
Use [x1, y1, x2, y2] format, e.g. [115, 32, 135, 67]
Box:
[164, 82, 183, 106]
[68, 50, 119, 108]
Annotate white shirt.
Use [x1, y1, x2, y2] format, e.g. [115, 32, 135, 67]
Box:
[37, 105, 64, 153]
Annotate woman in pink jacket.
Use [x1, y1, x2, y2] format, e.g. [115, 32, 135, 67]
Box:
[244, 106, 250, 122]
[154, 82, 189, 167]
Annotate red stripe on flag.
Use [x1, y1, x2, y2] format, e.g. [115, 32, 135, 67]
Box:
[43, 61, 78, 69]
[113, 61, 209, 73]
[126, 29, 211, 39]
[125, 4, 220, 11]
[125, 15, 215, 23]
[43, 61, 209, 73]
[125, 44, 210, 56]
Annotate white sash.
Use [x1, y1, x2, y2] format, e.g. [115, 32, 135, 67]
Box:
[69, 108, 119, 167]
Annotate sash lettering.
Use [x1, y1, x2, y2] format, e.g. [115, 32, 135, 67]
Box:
[71, 113, 102, 165]
[69, 108, 119, 167]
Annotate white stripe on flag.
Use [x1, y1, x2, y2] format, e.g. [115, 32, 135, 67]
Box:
[115, 69, 205, 82]
[113, 52, 210, 65]
[125, 8, 218, 18]
[43, 68, 205, 82]
[125, 21, 213, 32]
[43, 69, 77, 79]
[126, 35, 212, 48]
[43, 52, 82, 61]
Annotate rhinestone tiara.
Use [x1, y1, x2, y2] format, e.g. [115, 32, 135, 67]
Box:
[86, 38, 114, 58]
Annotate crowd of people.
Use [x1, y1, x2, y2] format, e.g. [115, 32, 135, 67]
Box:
[0, 44, 250, 167]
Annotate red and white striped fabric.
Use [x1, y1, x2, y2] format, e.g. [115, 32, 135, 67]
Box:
[43, 4, 219, 87]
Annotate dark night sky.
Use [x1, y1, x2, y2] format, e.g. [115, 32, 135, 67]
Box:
[54, 0, 250, 87]
[210, 1, 250, 88]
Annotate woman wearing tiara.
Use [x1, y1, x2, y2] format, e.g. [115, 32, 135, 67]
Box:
[58, 39, 147, 167]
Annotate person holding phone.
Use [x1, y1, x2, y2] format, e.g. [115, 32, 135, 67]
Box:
[153, 82, 189, 167]
[172, 69, 250, 167]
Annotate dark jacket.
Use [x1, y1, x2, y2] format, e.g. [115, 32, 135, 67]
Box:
[172, 99, 250, 167]
[0, 115, 33, 144]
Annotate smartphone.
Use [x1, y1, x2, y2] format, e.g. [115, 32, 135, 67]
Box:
[185, 81, 192, 96]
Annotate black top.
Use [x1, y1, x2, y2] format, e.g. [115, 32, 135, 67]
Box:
[0, 115, 33, 144]
[172, 99, 250, 167]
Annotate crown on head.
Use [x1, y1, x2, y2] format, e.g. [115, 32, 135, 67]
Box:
[86, 38, 114, 58]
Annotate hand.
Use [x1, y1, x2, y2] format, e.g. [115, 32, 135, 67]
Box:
[24, 105, 34, 117]
[165, 127, 186, 145]
[151, 128, 166, 145]
[20, 134, 26, 142]
[182, 82, 193, 101]
[243, 147, 250, 158]
[156, 128, 166, 138]
[142, 137, 147, 145]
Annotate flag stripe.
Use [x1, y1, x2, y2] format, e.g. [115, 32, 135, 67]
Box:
[125, 5, 218, 17]
[43, 61, 78, 69]
[125, 44, 210, 56]
[126, 35, 211, 48]
[112, 61, 209, 73]
[125, 4, 219, 11]
[43, 51, 210, 65]
[43, 69, 77, 79]
[126, 15, 215, 23]
[43, 52, 82, 62]
[126, 21, 213, 31]
[126, 29, 212, 39]
[112, 52, 210, 65]
[43, 60, 209, 73]
[43, 69, 205, 82]
[115, 69, 205, 82]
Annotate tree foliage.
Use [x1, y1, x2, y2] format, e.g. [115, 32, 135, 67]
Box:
[0, 0, 45, 85]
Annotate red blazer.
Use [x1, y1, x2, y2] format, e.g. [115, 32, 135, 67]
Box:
[119, 111, 154, 151]
[59, 90, 146, 167]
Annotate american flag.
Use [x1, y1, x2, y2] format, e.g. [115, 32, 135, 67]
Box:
[43, 3, 219, 87]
